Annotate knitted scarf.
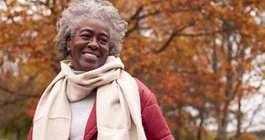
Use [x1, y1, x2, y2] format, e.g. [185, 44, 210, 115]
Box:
[32, 56, 146, 140]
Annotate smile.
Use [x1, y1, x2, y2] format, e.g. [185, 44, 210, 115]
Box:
[82, 52, 99, 59]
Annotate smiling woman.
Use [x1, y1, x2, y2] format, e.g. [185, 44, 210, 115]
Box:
[27, 0, 174, 140]
[67, 18, 110, 71]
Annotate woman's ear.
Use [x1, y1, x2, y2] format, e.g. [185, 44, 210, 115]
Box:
[109, 42, 115, 55]
[66, 37, 72, 52]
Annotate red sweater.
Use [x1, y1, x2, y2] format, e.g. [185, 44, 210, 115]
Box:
[27, 79, 174, 140]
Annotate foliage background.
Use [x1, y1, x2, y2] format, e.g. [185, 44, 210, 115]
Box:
[1, 0, 265, 140]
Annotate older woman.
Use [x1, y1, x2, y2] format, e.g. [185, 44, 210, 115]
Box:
[27, 0, 173, 140]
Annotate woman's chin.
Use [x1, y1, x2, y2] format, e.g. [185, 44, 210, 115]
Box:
[80, 64, 99, 71]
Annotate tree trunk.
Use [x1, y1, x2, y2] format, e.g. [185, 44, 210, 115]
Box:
[197, 112, 204, 140]
[216, 21, 233, 140]
[216, 103, 229, 140]
[15, 128, 21, 140]
[235, 95, 242, 140]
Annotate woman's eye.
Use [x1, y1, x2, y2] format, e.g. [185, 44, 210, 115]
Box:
[80, 34, 92, 40]
[98, 38, 108, 45]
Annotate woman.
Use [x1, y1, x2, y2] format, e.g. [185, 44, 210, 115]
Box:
[27, 0, 174, 140]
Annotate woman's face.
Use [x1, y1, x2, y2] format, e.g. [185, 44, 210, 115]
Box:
[67, 18, 110, 71]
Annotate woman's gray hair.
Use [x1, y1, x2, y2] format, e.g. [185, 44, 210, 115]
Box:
[56, 0, 128, 57]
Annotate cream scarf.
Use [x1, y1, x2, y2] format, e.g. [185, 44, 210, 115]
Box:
[32, 56, 146, 140]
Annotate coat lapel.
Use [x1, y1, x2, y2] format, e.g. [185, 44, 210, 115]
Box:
[83, 100, 97, 139]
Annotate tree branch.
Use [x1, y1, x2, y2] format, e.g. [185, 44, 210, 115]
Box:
[154, 28, 232, 54]
[154, 31, 177, 53]
[27, 0, 48, 6]
[243, 94, 265, 132]
[154, 21, 195, 53]
[126, 7, 161, 36]
[126, 6, 144, 36]
[126, 4, 201, 37]
[0, 84, 15, 95]
[175, 30, 227, 37]
[130, 6, 144, 20]
[137, 10, 161, 20]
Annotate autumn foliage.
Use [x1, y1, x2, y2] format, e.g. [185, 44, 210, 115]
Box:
[1, 0, 265, 140]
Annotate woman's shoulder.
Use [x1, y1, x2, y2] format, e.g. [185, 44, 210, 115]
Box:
[134, 78, 158, 112]
[134, 78, 174, 140]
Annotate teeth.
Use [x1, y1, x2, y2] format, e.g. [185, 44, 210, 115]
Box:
[83, 53, 97, 58]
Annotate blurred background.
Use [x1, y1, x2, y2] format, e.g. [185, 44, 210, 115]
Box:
[1, 0, 265, 140]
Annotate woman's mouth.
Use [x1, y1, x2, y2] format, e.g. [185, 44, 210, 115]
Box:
[82, 52, 98, 60]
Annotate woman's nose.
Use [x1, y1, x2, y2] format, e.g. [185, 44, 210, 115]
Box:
[88, 38, 99, 49]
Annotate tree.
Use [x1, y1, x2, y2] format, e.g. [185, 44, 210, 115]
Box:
[1, 0, 265, 139]
[0, 0, 63, 138]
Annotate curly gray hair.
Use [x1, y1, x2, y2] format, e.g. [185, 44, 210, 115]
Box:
[56, 0, 128, 57]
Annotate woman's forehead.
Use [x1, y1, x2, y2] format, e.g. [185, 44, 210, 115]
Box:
[76, 18, 110, 34]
